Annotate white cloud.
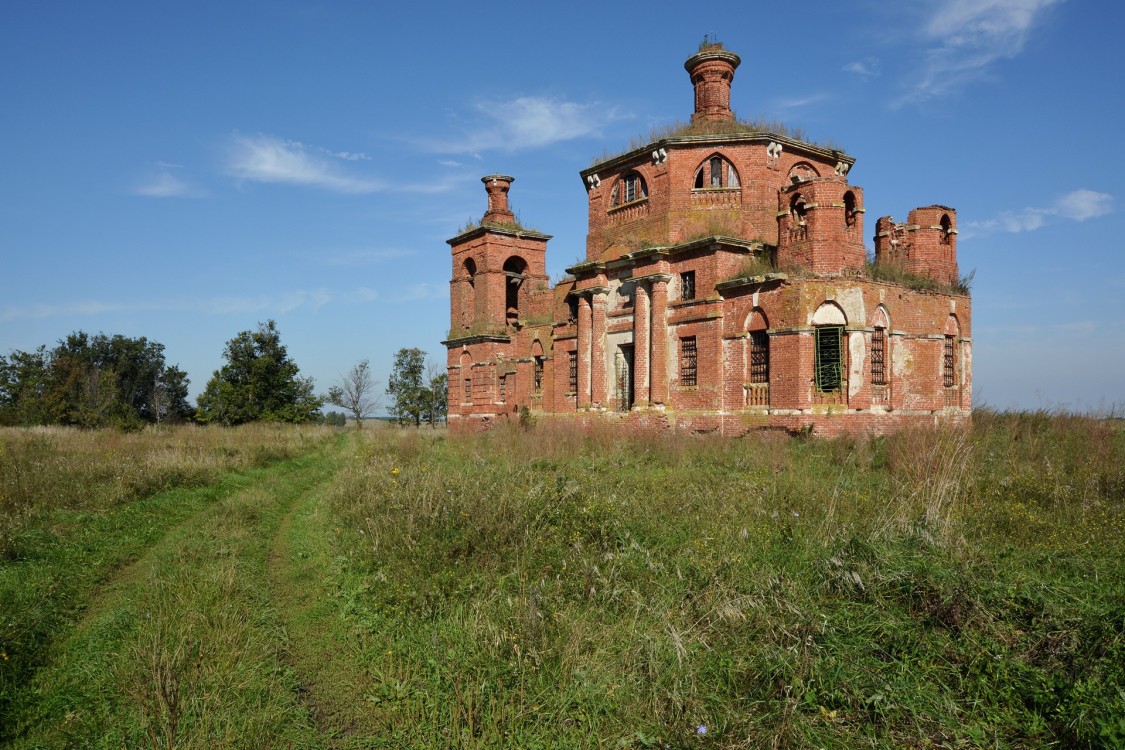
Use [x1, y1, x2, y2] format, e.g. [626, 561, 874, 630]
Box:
[843, 58, 880, 77]
[896, 0, 1062, 105]
[773, 93, 832, 112]
[428, 96, 620, 154]
[963, 188, 1113, 238]
[226, 134, 384, 193]
[134, 171, 193, 198]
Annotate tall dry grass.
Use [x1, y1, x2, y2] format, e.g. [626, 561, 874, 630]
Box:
[0, 423, 335, 559]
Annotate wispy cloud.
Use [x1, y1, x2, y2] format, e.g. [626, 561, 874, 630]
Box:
[318, 248, 413, 267]
[773, 93, 832, 113]
[0, 287, 382, 322]
[226, 134, 384, 193]
[963, 188, 1113, 238]
[895, 0, 1062, 105]
[426, 97, 621, 154]
[134, 171, 193, 198]
[394, 282, 448, 302]
[843, 58, 880, 77]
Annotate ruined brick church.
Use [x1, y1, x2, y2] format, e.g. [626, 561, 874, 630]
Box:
[445, 43, 971, 436]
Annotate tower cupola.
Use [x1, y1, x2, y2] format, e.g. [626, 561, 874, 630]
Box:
[481, 174, 516, 225]
[684, 42, 741, 124]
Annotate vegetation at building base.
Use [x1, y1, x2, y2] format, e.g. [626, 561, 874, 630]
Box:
[0, 410, 1122, 748]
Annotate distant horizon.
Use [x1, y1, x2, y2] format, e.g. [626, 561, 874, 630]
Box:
[3, 0, 1121, 412]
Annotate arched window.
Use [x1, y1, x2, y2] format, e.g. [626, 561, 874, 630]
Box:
[844, 191, 857, 228]
[693, 154, 740, 189]
[611, 172, 648, 207]
[812, 302, 847, 393]
[940, 214, 953, 245]
[747, 308, 769, 385]
[503, 256, 527, 322]
[463, 257, 477, 286]
[943, 315, 960, 388]
[788, 162, 820, 183]
[789, 193, 808, 239]
[871, 306, 889, 388]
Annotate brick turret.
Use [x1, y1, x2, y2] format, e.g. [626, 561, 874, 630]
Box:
[685, 44, 741, 124]
[481, 174, 516, 225]
[874, 205, 959, 287]
[448, 176, 551, 336]
[776, 177, 866, 275]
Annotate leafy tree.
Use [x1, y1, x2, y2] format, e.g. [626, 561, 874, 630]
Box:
[425, 360, 448, 428]
[386, 348, 428, 427]
[0, 334, 191, 428]
[196, 320, 321, 425]
[325, 359, 381, 428]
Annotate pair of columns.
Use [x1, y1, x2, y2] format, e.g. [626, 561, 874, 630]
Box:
[574, 274, 670, 409]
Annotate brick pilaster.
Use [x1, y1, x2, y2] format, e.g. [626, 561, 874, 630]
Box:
[591, 289, 608, 407]
[577, 294, 592, 407]
[633, 282, 650, 406]
[650, 275, 670, 405]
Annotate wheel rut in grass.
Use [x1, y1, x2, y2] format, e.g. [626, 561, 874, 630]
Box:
[4, 440, 347, 749]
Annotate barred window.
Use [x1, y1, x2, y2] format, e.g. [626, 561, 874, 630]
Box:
[681, 271, 696, 301]
[943, 335, 956, 387]
[871, 327, 886, 386]
[568, 351, 578, 393]
[463, 377, 472, 404]
[533, 356, 544, 392]
[680, 336, 698, 386]
[814, 326, 843, 392]
[498, 375, 506, 402]
[749, 331, 769, 384]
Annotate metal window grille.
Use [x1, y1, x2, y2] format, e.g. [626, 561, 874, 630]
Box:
[681, 271, 695, 301]
[498, 375, 506, 402]
[625, 175, 637, 203]
[533, 356, 543, 392]
[814, 326, 843, 392]
[680, 337, 698, 386]
[463, 378, 472, 403]
[710, 157, 723, 187]
[943, 335, 956, 387]
[871, 328, 886, 386]
[750, 331, 769, 384]
[616, 348, 633, 412]
[568, 352, 578, 393]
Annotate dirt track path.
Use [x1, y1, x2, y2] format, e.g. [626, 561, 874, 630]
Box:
[4, 440, 360, 749]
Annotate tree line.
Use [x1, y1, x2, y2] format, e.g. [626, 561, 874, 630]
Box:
[0, 321, 447, 429]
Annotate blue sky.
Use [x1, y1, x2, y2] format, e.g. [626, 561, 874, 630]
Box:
[2, 0, 1121, 412]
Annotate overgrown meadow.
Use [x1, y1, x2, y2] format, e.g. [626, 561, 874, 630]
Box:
[326, 411, 1125, 748]
[1, 412, 1122, 748]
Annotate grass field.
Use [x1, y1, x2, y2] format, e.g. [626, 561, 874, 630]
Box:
[1, 413, 1122, 748]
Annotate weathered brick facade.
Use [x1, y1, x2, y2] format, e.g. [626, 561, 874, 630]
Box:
[445, 44, 971, 436]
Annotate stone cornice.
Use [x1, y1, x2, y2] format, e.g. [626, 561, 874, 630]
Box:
[447, 224, 552, 246]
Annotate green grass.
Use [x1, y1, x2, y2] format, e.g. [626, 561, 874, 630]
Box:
[1, 413, 1123, 748]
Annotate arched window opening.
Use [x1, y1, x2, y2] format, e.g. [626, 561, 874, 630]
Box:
[943, 314, 960, 389]
[463, 257, 477, 285]
[748, 309, 769, 385]
[693, 154, 740, 189]
[789, 194, 808, 240]
[612, 172, 648, 207]
[503, 256, 527, 322]
[812, 302, 847, 394]
[844, 191, 857, 228]
[788, 162, 820, 184]
[941, 214, 953, 245]
[871, 306, 890, 390]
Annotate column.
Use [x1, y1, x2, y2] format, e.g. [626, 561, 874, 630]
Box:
[577, 294, 591, 408]
[591, 290, 608, 407]
[650, 275, 670, 406]
[633, 282, 650, 406]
